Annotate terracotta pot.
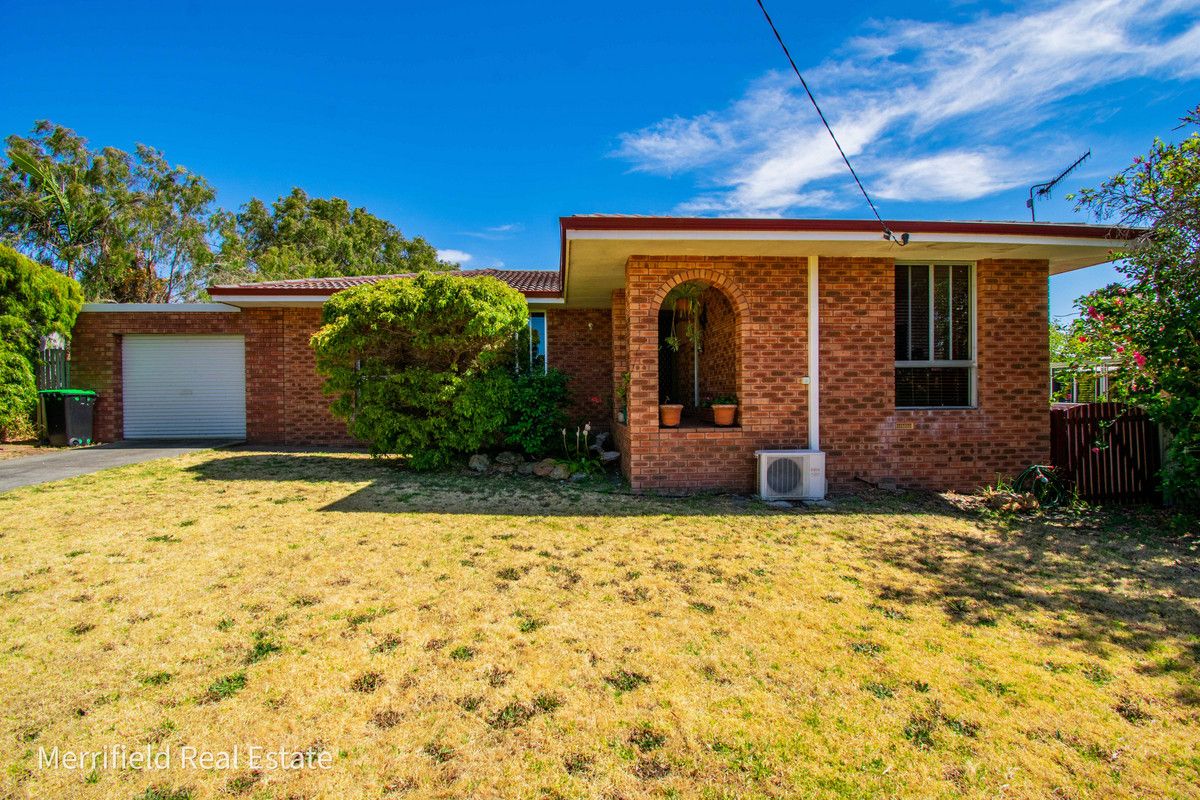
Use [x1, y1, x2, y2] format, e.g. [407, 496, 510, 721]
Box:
[711, 404, 737, 426]
[659, 404, 683, 427]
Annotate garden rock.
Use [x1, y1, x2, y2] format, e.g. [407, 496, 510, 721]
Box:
[532, 458, 558, 477]
[516, 461, 536, 476]
[569, 471, 589, 482]
[495, 451, 522, 465]
[494, 463, 515, 475]
[468, 454, 490, 472]
[549, 464, 572, 480]
[766, 499, 793, 509]
[600, 450, 620, 464]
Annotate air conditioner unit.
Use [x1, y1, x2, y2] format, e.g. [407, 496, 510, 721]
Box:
[756, 449, 826, 501]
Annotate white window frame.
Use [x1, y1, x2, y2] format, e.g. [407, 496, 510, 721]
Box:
[895, 262, 976, 409]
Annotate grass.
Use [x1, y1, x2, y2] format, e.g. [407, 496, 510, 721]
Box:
[1, 448, 1198, 799]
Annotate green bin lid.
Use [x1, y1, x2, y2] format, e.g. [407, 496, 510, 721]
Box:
[38, 389, 97, 396]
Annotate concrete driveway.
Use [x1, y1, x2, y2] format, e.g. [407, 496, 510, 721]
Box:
[0, 440, 240, 493]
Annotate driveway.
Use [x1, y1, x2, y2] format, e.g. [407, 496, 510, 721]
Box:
[0, 440, 240, 493]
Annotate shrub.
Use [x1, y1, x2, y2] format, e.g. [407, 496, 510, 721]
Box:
[0, 344, 37, 439]
[0, 244, 84, 363]
[502, 368, 570, 456]
[311, 272, 528, 470]
[0, 245, 83, 438]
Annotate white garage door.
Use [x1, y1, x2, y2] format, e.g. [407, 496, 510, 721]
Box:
[122, 335, 246, 438]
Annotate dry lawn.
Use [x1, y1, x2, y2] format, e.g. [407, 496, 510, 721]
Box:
[0, 439, 44, 461]
[1, 448, 1198, 800]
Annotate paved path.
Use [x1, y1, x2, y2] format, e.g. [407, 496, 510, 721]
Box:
[0, 440, 239, 493]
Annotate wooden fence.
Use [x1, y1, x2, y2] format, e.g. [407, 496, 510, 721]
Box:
[1050, 402, 1162, 503]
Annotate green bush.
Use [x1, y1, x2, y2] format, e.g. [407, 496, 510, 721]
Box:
[0, 245, 83, 438]
[0, 244, 84, 363]
[0, 344, 36, 439]
[311, 272, 528, 469]
[503, 368, 570, 456]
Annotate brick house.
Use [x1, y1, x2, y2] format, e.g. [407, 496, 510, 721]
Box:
[69, 215, 1130, 494]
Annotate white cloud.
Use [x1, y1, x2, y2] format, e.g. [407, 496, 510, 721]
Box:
[463, 223, 525, 240]
[873, 149, 1033, 201]
[614, 0, 1200, 215]
[437, 249, 473, 264]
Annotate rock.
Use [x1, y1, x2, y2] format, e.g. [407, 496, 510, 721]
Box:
[599, 450, 621, 464]
[591, 432, 610, 451]
[549, 464, 572, 480]
[569, 471, 588, 482]
[494, 463, 515, 475]
[805, 499, 833, 508]
[516, 461, 536, 476]
[532, 458, 558, 477]
[495, 451, 522, 465]
[468, 454, 490, 472]
[765, 499, 793, 509]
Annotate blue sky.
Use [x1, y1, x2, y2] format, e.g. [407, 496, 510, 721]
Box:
[3, 0, 1198, 318]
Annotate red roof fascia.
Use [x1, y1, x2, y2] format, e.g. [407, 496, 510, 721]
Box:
[559, 215, 1139, 240]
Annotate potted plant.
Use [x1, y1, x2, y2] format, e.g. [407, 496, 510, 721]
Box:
[615, 371, 630, 424]
[710, 394, 738, 426]
[662, 283, 705, 352]
[659, 397, 683, 427]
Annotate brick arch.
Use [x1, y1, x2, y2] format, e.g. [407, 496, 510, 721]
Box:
[646, 268, 749, 416]
[648, 268, 753, 320]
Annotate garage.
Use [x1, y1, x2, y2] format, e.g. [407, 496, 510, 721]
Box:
[121, 335, 246, 438]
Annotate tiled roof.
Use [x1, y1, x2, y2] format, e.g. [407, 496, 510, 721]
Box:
[208, 268, 561, 297]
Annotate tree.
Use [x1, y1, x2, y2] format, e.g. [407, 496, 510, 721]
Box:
[1069, 104, 1200, 503]
[213, 188, 456, 285]
[0, 121, 219, 302]
[310, 273, 527, 469]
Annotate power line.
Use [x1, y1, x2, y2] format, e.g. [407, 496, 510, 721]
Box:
[753, 0, 907, 245]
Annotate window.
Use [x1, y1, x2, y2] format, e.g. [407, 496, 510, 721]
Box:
[515, 312, 547, 374]
[895, 264, 973, 407]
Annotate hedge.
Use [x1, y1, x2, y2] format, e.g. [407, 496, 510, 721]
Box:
[0, 245, 84, 438]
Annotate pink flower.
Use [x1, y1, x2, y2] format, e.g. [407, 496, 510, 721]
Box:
[1091, 447, 1101, 454]
[1115, 298, 1124, 306]
[1087, 306, 1099, 320]
[1116, 345, 1125, 354]
[589, 395, 601, 404]
[1133, 352, 1147, 368]
[1078, 336, 1088, 343]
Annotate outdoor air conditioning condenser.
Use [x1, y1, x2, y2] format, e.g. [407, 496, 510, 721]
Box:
[756, 449, 826, 501]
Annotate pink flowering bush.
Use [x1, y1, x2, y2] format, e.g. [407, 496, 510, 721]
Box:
[1066, 104, 1200, 504]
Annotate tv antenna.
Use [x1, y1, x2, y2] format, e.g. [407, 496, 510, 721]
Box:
[1026, 150, 1091, 221]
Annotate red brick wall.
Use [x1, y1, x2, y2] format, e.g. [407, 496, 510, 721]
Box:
[818, 257, 894, 487]
[819, 257, 1050, 492]
[621, 256, 810, 493]
[546, 308, 613, 431]
[278, 307, 353, 444]
[70, 307, 353, 445]
[699, 287, 737, 404]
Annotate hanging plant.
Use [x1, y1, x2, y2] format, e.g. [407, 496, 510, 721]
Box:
[663, 283, 706, 352]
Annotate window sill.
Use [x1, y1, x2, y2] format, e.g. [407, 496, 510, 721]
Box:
[659, 420, 743, 432]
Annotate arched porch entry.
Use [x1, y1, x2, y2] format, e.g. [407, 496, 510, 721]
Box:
[656, 281, 739, 421]
[645, 270, 749, 428]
